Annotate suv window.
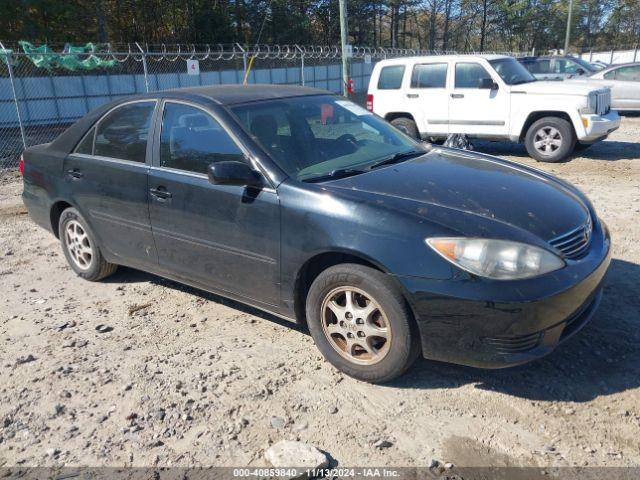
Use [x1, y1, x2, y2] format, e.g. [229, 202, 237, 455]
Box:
[377, 65, 405, 89]
[454, 63, 492, 88]
[554, 59, 580, 74]
[160, 103, 244, 174]
[411, 63, 447, 88]
[94, 102, 155, 163]
[529, 59, 551, 74]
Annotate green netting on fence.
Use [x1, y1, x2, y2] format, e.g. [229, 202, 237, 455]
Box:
[11, 42, 117, 70]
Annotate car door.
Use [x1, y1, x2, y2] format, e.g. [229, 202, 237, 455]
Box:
[407, 61, 449, 136]
[448, 61, 509, 137]
[63, 100, 158, 268]
[148, 100, 280, 306]
[605, 66, 640, 110]
[372, 63, 407, 117]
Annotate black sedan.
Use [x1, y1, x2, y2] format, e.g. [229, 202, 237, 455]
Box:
[21, 85, 611, 383]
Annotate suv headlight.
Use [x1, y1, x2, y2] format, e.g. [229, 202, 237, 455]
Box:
[426, 238, 565, 280]
[579, 92, 597, 114]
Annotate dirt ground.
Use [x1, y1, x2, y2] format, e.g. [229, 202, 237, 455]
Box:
[0, 117, 639, 471]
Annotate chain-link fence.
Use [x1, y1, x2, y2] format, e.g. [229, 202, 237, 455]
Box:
[0, 43, 528, 169]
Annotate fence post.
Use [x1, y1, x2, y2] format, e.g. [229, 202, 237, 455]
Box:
[610, 49, 614, 64]
[296, 45, 305, 86]
[589, 50, 593, 62]
[634, 47, 638, 63]
[135, 42, 150, 93]
[0, 43, 27, 150]
[236, 43, 248, 82]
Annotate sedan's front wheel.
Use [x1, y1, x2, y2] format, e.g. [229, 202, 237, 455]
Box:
[306, 264, 420, 383]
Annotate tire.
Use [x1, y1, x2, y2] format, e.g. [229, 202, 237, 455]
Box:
[390, 117, 419, 139]
[525, 116, 576, 163]
[305, 264, 420, 383]
[59, 207, 117, 281]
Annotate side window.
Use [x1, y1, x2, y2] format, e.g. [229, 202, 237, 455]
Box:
[94, 102, 155, 163]
[454, 63, 492, 88]
[377, 65, 405, 90]
[530, 59, 551, 74]
[616, 66, 640, 81]
[160, 103, 244, 174]
[411, 63, 447, 88]
[603, 70, 617, 80]
[74, 127, 95, 155]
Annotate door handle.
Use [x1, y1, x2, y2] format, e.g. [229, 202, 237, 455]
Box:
[66, 169, 83, 179]
[406, 93, 419, 98]
[150, 187, 172, 200]
[450, 93, 464, 99]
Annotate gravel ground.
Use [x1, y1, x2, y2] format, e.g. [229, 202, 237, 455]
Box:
[0, 117, 639, 470]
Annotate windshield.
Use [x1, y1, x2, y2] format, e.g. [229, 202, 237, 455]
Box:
[489, 58, 536, 85]
[231, 95, 422, 181]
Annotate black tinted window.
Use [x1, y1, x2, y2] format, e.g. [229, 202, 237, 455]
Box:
[95, 102, 155, 162]
[531, 59, 551, 74]
[454, 63, 492, 88]
[411, 63, 447, 88]
[75, 127, 95, 155]
[160, 103, 243, 174]
[378, 65, 405, 89]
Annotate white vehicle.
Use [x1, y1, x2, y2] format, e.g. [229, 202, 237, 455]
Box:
[367, 55, 621, 162]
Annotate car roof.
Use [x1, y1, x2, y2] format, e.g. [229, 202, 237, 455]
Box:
[603, 62, 640, 70]
[163, 84, 331, 106]
[375, 54, 510, 65]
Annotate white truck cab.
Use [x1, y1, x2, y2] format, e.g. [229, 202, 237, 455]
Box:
[367, 54, 621, 162]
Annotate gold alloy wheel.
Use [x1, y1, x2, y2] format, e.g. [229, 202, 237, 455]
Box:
[320, 286, 391, 365]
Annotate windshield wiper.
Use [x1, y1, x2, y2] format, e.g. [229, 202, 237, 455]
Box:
[301, 168, 367, 183]
[367, 149, 425, 170]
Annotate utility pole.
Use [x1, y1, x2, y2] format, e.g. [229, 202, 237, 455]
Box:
[339, 0, 349, 96]
[564, 0, 574, 54]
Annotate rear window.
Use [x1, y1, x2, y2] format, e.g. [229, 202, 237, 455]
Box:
[377, 65, 405, 90]
[411, 63, 447, 88]
[94, 102, 155, 163]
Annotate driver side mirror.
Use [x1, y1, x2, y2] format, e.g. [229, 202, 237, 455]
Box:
[208, 160, 262, 187]
[478, 78, 498, 90]
[576, 68, 586, 75]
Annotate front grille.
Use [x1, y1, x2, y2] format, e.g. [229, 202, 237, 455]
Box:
[596, 90, 610, 115]
[482, 331, 543, 355]
[549, 217, 592, 260]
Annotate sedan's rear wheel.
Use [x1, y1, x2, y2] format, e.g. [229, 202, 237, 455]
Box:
[306, 264, 420, 383]
[59, 207, 117, 281]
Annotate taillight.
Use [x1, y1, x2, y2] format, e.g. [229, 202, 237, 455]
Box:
[18, 154, 25, 175]
[366, 94, 374, 112]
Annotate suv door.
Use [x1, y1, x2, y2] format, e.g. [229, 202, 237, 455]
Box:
[407, 61, 449, 136]
[448, 62, 509, 137]
[148, 100, 280, 306]
[64, 100, 158, 268]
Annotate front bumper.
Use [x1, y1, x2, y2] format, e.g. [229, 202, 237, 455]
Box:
[396, 220, 611, 368]
[579, 110, 620, 143]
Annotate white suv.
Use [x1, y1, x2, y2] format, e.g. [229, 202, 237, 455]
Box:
[367, 55, 621, 162]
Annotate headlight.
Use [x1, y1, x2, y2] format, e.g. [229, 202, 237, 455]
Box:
[426, 238, 565, 280]
[579, 92, 597, 114]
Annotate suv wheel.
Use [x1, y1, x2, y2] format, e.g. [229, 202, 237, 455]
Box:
[525, 117, 576, 162]
[305, 264, 420, 383]
[390, 117, 419, 139]
[59, 207, 117, 281]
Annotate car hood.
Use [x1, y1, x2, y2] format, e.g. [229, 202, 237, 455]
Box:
[324, 148, 590, 242]
[512, 80, 599, 96]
